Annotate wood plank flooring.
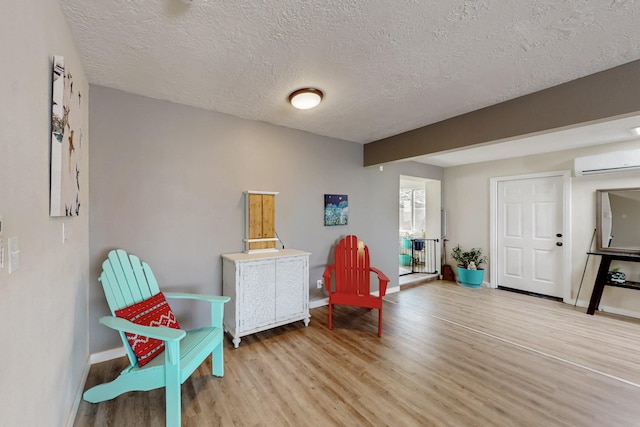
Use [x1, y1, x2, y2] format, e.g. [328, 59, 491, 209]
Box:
[74, 281, 640, 426]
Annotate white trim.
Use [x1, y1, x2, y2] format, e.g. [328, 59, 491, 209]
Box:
[89, 346, 126, 364]
[574, 299, 640, 320]
[489, 178, 498, 289]
[245, 248, 280, 254]
[244, 237, 279, 242]
[309, 297, 328, 308]
[373, 285, 400, 296]
[562, 171, 573, 303]
[244, 190, 279, 195]
[65, 356, 92, 427]
[490, 170, 572, 303]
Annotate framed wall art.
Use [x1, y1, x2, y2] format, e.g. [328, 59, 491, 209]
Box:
[50, 55, 83, 217]
[324, 194, 348, 226]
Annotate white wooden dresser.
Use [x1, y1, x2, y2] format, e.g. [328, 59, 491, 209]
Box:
[221, 249, 310, 348]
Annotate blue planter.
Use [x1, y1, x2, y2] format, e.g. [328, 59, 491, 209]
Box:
[456, 267, 484, 288]
[399, 254, 412, 266]
[402, 238, 412, 249]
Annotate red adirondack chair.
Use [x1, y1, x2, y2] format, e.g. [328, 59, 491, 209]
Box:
[323, 235, 390, 336]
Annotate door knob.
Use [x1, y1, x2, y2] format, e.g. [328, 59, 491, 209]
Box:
[556, 242, 563, 246]
[556, 233, 563, 238]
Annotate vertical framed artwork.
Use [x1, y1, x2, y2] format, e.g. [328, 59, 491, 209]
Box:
[324, 194, 348, 226]
[50, 55, 83, 217]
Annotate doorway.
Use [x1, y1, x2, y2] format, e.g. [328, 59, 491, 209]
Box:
[399, 176, 441, 281]
[490, 172, 571, 301]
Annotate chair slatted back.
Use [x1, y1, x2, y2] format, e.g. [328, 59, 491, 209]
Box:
[334, 235, 371, 296]
[98, 249, 162, 365]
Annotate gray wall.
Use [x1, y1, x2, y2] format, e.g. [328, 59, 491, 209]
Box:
[89, 85, 443, 354]
[0, 1, 90, 426]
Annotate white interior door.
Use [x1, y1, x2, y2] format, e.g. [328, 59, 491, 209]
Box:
[497, 175, 564, 298]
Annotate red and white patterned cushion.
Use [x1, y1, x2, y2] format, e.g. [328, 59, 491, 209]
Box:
[115, 292, 181, 367]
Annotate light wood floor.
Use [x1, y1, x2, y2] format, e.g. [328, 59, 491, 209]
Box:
[75, 281, 640, 426]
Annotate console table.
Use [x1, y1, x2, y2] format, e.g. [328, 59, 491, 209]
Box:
[222, 249, 310, 347]
[587, 251, 640, 315]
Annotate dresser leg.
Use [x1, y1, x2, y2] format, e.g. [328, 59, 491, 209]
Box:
[232, 337, 241, 349]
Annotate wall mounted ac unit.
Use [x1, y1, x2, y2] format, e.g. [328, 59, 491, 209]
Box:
[574, 149, 640, 176]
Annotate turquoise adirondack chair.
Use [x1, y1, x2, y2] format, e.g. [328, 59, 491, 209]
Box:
[83, 249, 230, 427]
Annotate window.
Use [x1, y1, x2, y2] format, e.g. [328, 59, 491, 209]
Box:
[399, 188, 425, 232]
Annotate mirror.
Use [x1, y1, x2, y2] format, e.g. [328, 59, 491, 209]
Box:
[596, 187, 640, 253]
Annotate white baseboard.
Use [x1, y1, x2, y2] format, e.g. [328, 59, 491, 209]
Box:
[572, 299, 590, 308]
[65, 355, 91, 427]
[573, 299, 640, 319]
[385, 286, 400, 295]
[309, 298, 328, 309]
[371, 286, 400, 296]
[599, 304, 640, 319]
[90, 346, 126, 364]
[69, 347, 127, 426]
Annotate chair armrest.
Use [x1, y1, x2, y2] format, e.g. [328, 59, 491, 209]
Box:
[99, 316, 186, 342]
[370, 267, 389, 282]
[323, 265, 335, 292]
[164, 293, 230, 329]
[370, 267, 390, 297]
[164, 292, 230, 304]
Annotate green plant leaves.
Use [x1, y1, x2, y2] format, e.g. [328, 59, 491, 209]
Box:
[450, 244, 487, 269]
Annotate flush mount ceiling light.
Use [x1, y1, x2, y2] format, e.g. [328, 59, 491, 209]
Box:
[632, 126, 640, 136]
[288, 88, 323, 110]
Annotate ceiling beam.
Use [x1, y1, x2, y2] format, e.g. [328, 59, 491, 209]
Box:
[364, 59, 640, 167]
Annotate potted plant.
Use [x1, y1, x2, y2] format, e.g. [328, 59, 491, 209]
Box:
[451, 244, 487, 288]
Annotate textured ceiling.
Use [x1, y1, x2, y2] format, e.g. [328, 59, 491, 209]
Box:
[60, 0, 640, 147]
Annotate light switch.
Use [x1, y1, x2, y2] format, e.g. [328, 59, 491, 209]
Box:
[8, 236, 19, 274]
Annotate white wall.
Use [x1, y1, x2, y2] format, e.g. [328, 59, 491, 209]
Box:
[444, 138, 640, 316]
[0, 2, 90, 426]
[89, 85, 444, 354]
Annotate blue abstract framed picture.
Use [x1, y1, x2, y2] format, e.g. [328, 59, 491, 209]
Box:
[324, 194, 348, 226]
